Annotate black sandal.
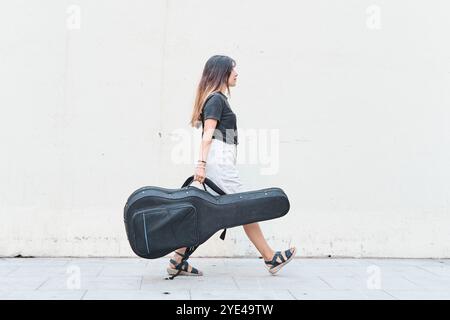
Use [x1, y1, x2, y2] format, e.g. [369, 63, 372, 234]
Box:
[264, 247, 297, 274]
[167, 251, 203, 277]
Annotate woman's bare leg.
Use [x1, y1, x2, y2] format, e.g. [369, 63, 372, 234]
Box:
[168, 248, 186, 268]
[243, 222, 275, 261]
[173, 223, 275, 263]
[167, 247, 202, 275]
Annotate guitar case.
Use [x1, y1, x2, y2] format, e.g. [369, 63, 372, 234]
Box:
[123, 175, 290, 278]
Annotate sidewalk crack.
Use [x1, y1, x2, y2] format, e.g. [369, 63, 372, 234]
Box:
[317, 276, 333, 289]
[96, 266, 105, 277]
[287, 289, 297, 300]
[416, 265, 440, 276]
[382, 289, 398, 300]
[35, 277, 50, 290]
[231, 276, 240, 289]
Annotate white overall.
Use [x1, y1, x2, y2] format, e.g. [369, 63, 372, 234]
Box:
[195, 138, 244, 195]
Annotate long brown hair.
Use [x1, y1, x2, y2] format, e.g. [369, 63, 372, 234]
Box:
[190, 55, 236, 128]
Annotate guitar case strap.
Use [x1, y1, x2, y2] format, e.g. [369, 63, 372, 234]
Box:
[166, 176, 228, 280]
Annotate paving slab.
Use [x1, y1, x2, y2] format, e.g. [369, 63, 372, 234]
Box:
[289, 289, 396, 300]
[190, 289, 295, 300]
[83, 290, 190, 300]
[0, 258, 449, 300]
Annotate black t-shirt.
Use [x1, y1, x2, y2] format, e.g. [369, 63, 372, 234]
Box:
[201, 91, 238, 145]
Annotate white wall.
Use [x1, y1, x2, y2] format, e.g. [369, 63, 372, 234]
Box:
[1, 0, 449, 258]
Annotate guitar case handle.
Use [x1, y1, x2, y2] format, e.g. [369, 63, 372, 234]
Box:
[181, 175, 226, 196]
[181, 175, 228, 241]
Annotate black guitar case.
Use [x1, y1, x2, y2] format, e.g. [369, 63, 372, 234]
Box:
[124, 175, 290, 278]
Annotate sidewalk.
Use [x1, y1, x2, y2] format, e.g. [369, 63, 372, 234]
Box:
[1, 257, 450, 300]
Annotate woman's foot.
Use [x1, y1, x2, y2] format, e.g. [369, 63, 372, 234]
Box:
[264, 247, 297, 275]
[167, 251, 203, 276]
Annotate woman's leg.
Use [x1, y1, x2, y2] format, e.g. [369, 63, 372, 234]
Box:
[174, 223, 274, 262]
[167, 247, 203, 275]
[168, 248, 186, 267]
[171, 247, 186, 262]
[242, 222, 275, 261]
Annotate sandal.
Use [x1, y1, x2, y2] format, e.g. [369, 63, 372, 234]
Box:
[264, 247, 297, 274]
[167, 251, 203, 277]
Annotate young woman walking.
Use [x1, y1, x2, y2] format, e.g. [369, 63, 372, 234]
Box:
[167, 55, 296, 277]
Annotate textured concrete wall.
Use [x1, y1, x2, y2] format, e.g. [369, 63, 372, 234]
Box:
[1, 0, 449, 257]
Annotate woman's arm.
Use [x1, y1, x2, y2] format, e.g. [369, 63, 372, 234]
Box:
[199, 119, 217, 161]
[194, 119, 217, 183]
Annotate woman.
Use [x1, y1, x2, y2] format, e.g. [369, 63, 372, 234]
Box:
[166, 55, 296, 277]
